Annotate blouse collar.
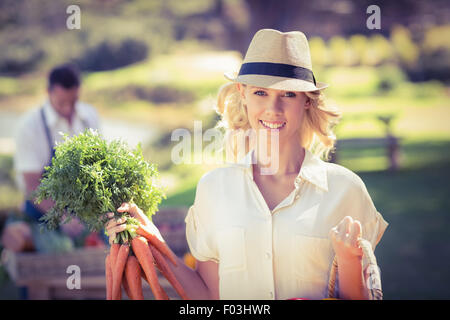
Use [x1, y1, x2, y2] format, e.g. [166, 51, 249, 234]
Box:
[233, 148, 329, 192]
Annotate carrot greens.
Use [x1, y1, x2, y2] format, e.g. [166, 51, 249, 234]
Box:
[35, 129, 164, 233]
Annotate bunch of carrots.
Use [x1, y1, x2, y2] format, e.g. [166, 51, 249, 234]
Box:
[105, 217, 189, 300]
[32, 130, 183, 300]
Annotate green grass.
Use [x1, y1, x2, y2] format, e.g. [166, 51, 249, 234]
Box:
[336, 138, 450, 172]
[159, 163, 211, 208]
[360, 162, 450, 299]
[161, 186, 197, 208]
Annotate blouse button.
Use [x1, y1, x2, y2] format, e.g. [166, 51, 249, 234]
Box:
[265, 252, 271, 259]
[269, 291, 274, 299]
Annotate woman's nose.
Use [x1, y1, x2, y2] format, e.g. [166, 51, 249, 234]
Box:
[264, 96, 283, 115]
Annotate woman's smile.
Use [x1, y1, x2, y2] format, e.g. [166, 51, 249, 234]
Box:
[259, 119, 287, 130]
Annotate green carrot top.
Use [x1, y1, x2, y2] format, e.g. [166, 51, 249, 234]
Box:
[35, 128, 165, 232]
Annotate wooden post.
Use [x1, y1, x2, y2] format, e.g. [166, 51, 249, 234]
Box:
[387, 135, 400, 171]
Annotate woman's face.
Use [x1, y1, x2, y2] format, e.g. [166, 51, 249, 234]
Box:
[237, 84, 310, 147]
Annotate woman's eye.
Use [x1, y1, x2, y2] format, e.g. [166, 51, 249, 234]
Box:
[254, 90, 266, 96]
[284, 92, 296, 97]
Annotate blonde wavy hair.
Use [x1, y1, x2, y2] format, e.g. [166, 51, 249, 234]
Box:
[215, 82, 342, 162]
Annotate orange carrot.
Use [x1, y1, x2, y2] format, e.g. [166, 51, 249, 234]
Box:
[124, 255, 144, 300]
[137, 225, 178, 266]
[110, 243, 120, 269]
[131, 236, 168, 300]
[109, 243, 121, 299]
[160, 285, 170, 300]
[122, 275, 132, 300]
[112, 243, 130, 300]
[105, 254, 113, 300]
[149, 244, 189, 300]
[139, 262, 170, 300]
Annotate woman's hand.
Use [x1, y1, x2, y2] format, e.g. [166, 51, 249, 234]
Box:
[329, 216, 363, 263]
[105, 213, 127, 245]
[329, 216, 369, 299]
[105, 202, 163, 245]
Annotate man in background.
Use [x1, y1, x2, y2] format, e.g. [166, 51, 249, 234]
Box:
[1, 63, 103, 252]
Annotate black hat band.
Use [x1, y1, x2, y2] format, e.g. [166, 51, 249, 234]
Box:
[238, 62, 316, 85]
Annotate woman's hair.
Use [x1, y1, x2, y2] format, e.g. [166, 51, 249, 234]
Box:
[214, 82, 342, 161]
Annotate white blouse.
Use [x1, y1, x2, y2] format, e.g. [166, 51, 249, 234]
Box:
[185, 148, 388, 300]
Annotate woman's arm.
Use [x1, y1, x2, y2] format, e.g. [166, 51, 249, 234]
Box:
[336, 256, 367, 300]
[106, 203, 220, 300]
[164, 256, 220, 300]
[329, 216, 370, 300]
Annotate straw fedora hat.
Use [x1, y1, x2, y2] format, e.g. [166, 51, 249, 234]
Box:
[225, 29, 328, 92]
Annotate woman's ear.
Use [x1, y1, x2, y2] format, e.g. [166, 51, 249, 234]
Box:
[236, 83, 246, 101]
[304, 96, 311, 109]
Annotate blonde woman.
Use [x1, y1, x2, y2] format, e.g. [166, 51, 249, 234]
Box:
[106, 29, 388, 300]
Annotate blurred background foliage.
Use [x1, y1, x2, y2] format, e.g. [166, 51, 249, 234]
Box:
[0, 0, 449, 299]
